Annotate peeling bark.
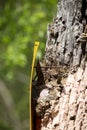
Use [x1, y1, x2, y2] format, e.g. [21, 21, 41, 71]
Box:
[32, 0, 87, 130]
[45, 0, 87, 68]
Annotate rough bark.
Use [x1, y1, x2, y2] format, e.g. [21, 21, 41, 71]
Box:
[45, 0, 87, 68]
[32, 0, 87, 130]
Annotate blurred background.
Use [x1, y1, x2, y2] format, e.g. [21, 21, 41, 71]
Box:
[0, 0, 57, 130]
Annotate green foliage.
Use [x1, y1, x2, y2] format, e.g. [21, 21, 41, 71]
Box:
[0, 0, 57, 80]
[0, 0, 57, 130]
[0, 122, 12, 130]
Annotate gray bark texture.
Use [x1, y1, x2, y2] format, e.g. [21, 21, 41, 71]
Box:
[32, 0, 87, 130]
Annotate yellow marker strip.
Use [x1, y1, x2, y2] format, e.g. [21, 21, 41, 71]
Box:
[29, 41, 39, 130]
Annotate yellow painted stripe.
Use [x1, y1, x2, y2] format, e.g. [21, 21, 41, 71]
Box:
[29, 41, 39, 130]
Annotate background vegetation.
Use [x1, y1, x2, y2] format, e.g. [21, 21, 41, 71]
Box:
[0, 0, 57, 130]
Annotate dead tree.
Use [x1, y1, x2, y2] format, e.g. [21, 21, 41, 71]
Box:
[32, 0, 87, 130]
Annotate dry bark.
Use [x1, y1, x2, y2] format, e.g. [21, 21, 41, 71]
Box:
[32, 0, 87, 130]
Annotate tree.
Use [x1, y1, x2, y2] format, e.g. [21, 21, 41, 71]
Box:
[33, 0, 87, 130]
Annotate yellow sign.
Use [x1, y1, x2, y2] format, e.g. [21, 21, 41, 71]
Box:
[29, 41, 39, 130]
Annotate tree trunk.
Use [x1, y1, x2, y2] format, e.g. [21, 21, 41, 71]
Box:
[33, 0, 87, 130]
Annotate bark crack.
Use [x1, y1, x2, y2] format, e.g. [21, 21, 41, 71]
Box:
[81, 0, 87, 23]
